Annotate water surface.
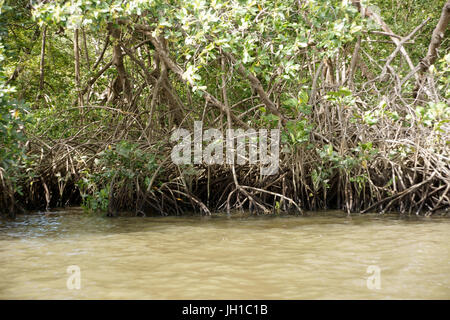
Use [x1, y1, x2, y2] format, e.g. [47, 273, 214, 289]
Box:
[0, 208, 449, 299]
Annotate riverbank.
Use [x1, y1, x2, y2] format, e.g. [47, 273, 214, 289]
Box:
[2, 124, 449, 218]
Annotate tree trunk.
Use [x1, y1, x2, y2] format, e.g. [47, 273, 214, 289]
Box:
[38, 26, 47, 94]
[420, 0, 450, 72]
[414, 0, 450, 99]
[82, 28, 91, 70]
[74, 28, 84, 121]
[108, 23, 132, 105]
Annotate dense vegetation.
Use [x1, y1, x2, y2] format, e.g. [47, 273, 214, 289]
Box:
[0, 0, 449, 218]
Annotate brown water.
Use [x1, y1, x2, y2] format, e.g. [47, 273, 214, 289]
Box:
[0, 208, 449, 299]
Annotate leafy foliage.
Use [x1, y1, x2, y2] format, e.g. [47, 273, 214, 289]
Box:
[0, 0, 448, 215]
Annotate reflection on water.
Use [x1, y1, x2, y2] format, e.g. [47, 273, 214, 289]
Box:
[0, 208, 449, 299]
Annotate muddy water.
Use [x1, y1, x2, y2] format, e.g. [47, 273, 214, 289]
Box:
[0, 208, 449, 299]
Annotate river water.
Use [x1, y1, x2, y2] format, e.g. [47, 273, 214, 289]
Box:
[0, 208, 449, 299]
